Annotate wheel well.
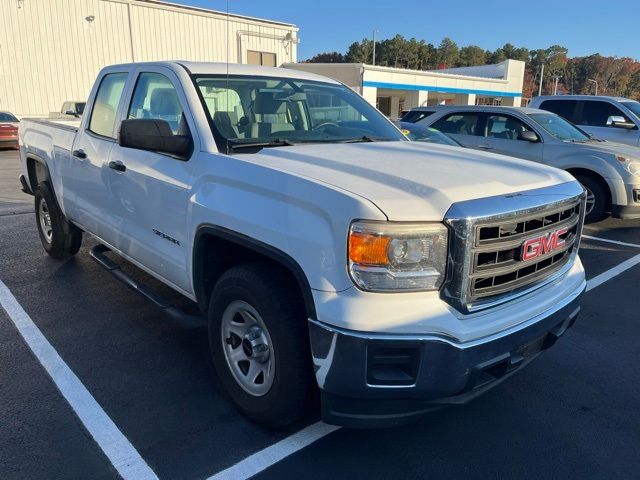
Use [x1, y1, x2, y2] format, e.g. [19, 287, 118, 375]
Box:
[26, 156, 50, 192]
[193, 227, 317, 320]
[566, 168, 612, 209]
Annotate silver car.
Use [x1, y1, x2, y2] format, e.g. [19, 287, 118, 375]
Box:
[529, 95, 640, 147]
[419, 105, 640, 223]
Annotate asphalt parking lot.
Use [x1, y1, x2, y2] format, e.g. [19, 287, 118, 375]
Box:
[1, 148, 639, 480]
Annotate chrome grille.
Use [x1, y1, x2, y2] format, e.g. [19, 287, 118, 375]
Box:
[443, 182, 586, 313]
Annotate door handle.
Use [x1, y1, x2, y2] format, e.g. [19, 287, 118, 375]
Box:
[478, 144, 493, 150]
[108, 160, 126, 172]
[72, 149, 87, 159]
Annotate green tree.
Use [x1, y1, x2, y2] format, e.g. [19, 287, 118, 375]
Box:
[458, 45, 486, 66]
[304, 52, 345, 63]
[437, 37, 459, 68]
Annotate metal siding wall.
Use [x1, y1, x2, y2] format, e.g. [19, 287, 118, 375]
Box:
[0, 0, 297, 118]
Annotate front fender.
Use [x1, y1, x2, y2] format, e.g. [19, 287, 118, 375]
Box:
[187, 153, 387, 293]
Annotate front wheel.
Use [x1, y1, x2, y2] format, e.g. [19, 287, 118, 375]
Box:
[208, 262, 316, 427]
[34, 182, 83, 258]
[574, 174, 609, 224]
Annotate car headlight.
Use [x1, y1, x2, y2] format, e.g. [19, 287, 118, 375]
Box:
[348, 221, 448, 292]
[616, 155, 640, 178]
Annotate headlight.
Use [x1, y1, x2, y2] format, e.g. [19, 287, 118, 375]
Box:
[348, 221, 448, 292]
[616, 155, 640, 178]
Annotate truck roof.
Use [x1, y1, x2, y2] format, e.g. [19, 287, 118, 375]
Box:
[103, 61, 341, 85]
[532, 95, 634, 102]
[412, 105, 542, 114]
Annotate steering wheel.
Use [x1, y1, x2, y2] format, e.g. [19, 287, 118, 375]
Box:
[312, 121, 340, 131]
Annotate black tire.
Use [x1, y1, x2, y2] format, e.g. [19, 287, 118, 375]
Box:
[34, 182, 83, 259]
[208, 261, 316, 427]
[574, 173, 609, 224]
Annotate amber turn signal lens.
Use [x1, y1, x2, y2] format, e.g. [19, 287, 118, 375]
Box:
[349, 232, 390, 265]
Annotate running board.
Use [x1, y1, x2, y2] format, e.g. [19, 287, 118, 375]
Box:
[89, 244, 205, 328]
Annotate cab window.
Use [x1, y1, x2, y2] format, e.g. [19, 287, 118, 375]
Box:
[127, 72, 187, 135]
[485, 115, 533, 140]
[88, 73, 128, 138]
[435, 113, 482, 136]
[539, 100, 578, 123]
[579, 101, 632, 127]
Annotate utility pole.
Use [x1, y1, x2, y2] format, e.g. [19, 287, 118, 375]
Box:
[538, 63, 545, 96]
[587, 78, 598, 95]
[551, 74, 563, 95]
[372, 29, 378, 66]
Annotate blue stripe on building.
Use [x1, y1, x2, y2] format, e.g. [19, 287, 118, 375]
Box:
[362, 80, 521, 98]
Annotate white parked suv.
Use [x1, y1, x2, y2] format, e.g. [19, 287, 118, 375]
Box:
[19, 62, 587, 428]
[419, 105, 640, 223]
[529, 95, 640, 147]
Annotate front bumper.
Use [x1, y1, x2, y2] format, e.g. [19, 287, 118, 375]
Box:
[309, 283, 584, 428]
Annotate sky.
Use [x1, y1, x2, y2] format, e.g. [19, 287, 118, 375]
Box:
[168, 0, 640, 61]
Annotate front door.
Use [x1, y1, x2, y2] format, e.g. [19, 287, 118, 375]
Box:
[106, 68, 195, 292]
[576, 100, 640, 146]
[482, 114, 544, 163]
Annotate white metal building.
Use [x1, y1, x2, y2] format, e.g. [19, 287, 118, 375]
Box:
[285, 60, 525, 118]
[0, 0, 298, 117]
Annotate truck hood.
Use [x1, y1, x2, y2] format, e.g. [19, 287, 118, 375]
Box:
[245, 141, 574, 221]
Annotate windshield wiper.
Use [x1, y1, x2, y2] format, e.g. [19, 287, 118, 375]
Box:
[335, 135, 392, 143]
[228, 138, 297, 151]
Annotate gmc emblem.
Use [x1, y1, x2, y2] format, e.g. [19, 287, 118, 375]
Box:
[521, 227, 569, 261]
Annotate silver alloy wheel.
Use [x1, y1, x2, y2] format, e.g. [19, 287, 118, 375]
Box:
[584, 187, 596, 215]
[221, 300, 275, 397]
[38, 198, 53, 244]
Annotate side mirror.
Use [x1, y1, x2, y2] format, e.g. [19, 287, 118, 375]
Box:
[606, 115, 636, 129]
[119, 119, 191, 157]
[518, 130, 540, 142]
[65, 110, 79, 117]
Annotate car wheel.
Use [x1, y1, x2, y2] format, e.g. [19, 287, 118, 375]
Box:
[34, 182, 83, 258]
[208, 262, 315, 427]
[574, 174, 609, 224]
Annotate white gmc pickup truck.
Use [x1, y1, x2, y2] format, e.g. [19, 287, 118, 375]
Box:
[19, 62, 587, 428]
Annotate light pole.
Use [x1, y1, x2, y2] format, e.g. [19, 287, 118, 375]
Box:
[551, 74, 563, 95]
[587, 78, 598, 95]
[537, 64, 545, 96]
[372, 29, 378, 66]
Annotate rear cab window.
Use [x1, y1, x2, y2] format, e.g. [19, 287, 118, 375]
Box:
[538, 100, 578, 123]
[88, 72, 128, 139]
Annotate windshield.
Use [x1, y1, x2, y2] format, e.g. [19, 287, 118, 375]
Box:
[528, 112, 590, 142]
[398, 122, 460, 146]
[193, 75, 405, 153]
[621, 101, 640, 120]
[0, 112, 18, 122]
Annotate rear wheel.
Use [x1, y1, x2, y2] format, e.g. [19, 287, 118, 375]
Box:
[574, 173, 609, 224]
[208, 262, 315, 427]
[34, 182, 82, 258]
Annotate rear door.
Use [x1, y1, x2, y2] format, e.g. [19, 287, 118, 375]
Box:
[106, 67, 197, 292]
[429, 112, 485, 148]
[69, 71, 130, 243]
[481, 113, 544, 162]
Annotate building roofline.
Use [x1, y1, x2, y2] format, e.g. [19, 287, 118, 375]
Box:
[116, 0, 298, 29]
[283, 62, 511, 83]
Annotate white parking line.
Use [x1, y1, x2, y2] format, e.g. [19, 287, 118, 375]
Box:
[586, 254, 640, 292]
[207, 421, 341, 480]
[0, 280, 158, 480]
[582, 235, 640, 249]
